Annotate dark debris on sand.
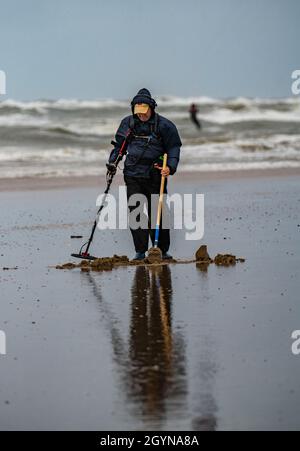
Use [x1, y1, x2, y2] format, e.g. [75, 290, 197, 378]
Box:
[55, 246, 245, 272]
[195, 245, 245, 267]
[56, 254, 175, 272]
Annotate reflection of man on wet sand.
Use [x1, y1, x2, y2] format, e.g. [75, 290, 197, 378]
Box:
[189, 103, 201, 130]
[85, 266, 218, 430]
[129, 265, 187, 420]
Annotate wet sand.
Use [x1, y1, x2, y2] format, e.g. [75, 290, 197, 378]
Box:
[0, 171, 300, 430]
[0, 167, 300, 191]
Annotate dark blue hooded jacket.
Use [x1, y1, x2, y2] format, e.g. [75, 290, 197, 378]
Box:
[109, 89, 182, 178]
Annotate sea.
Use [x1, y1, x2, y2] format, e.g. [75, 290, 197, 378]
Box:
[0, 96, 300, 178]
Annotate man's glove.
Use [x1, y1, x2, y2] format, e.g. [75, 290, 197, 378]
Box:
[106, 163, 117, 176]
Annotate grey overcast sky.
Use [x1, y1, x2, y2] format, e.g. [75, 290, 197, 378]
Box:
[0, 0, 299, 100]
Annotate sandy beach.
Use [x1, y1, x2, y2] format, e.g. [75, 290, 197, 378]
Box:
[0, 168, 299, 430]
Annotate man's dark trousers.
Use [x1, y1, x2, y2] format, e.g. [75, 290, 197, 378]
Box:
[124, 172, 170, 254]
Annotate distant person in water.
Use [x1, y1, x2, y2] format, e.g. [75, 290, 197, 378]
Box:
[189, 103, 201, 130]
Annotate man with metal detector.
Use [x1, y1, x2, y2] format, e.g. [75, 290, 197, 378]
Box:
[107, 88, 182, 261]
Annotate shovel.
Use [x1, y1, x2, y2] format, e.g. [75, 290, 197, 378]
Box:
[147, 153, 168, 263]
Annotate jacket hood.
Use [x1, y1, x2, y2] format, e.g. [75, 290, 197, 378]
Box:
[131, 88, 157, 111]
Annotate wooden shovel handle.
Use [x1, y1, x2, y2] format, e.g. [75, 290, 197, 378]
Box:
[156, 154, 168, 227]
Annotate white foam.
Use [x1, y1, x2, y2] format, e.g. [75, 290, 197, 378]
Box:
[0, 114, 50, 127]
[157, 95, 221, 107]
[179, 160, 300, 172]
[52, 98, 128, 110]
[1, 136, 299, 178]
[0, 98, 128, 111]
[0, 99, 48, 113]
[199, 107, 300, 125]
[0, 146, 109, 163]
[1, 159, 299, 179]
[1, 95, 300, 112]
[0, 114, 118, 136]
[63, 121, 119, 136]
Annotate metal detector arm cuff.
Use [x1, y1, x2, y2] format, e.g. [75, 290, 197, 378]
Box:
[108, 116, 131, 164]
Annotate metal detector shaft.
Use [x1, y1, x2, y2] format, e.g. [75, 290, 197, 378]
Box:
[83, 172, 115, 256]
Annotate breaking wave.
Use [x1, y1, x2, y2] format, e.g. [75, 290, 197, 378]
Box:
[0, 96, 300, 177]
